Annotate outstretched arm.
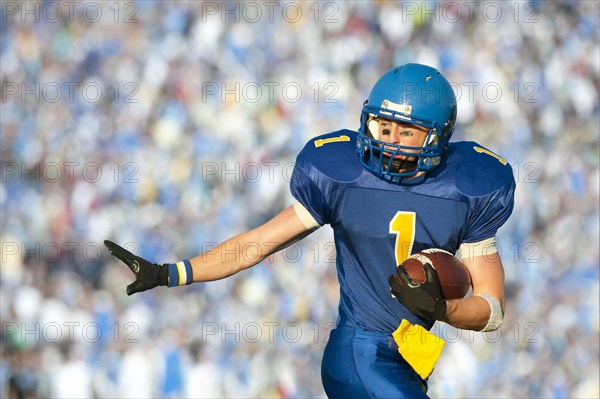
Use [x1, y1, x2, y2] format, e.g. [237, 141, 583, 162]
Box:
[190, 204, 318, 282]
[106, 204, 319, 294]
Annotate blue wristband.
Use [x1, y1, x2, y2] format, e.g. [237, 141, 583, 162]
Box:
[167, 260, 193, 287]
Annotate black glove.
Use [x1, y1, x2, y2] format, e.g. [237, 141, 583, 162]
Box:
[388, 262, 447, 321]
[104, 240, 168, 295]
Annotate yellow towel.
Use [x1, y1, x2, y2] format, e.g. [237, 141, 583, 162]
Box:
[392, 319, 446, 379]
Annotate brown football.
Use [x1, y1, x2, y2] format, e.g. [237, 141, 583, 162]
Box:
[401, 249, 471, 299]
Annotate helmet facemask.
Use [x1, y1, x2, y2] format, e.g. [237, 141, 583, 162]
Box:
[358, 100, 456, 180]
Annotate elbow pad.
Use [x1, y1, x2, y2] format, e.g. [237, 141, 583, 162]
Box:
[476, 294, 504, 332]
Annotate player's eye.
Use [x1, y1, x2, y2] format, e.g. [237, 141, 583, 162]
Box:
[400, 131, 413, 137]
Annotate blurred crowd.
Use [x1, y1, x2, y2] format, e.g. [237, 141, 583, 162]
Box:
[1, 1, 598, 398]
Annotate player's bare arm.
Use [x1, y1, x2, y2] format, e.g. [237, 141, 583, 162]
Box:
[189, 204, 318, 282]
[444, 252, 505, 331]
[105, 204, 319, 294]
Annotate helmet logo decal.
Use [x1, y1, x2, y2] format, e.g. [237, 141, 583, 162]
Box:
[381, 100, 412, 120]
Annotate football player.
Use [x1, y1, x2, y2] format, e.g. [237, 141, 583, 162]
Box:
[106, 63, 515, 398]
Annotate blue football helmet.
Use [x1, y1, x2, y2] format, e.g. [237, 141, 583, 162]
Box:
[357, 63, 457, 181]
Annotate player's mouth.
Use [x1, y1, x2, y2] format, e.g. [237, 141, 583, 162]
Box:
[390, 152, 417, 162]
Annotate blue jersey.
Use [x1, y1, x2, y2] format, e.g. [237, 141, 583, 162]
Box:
[290, 130, 515, 333]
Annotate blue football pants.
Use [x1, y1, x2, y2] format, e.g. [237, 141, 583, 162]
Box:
[321, 326, 429, 399]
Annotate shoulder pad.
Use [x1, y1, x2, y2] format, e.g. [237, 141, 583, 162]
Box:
[445, 142, 515, 197]
[296, 129, 362, 182]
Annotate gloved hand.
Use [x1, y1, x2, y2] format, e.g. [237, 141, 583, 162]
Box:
[388, 263, 447, 321]
[104, 240, 168, 295]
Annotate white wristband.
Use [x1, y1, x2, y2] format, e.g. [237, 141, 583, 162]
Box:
[476, 293, 504, 332]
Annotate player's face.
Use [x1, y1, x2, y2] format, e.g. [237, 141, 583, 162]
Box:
[378, 118, 429, 161]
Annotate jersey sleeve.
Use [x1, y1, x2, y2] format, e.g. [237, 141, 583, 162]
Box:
[463, 183, 515, 243]
[457, 143, 516, 243]
[289, 130, 363, 226]
[289, 154, 331, 226]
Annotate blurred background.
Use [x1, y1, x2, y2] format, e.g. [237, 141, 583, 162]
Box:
[1, 1, 598, 398]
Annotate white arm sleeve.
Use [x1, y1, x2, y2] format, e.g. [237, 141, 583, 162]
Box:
[458, 236, 497, 261]
[293, 201, 321, 230]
